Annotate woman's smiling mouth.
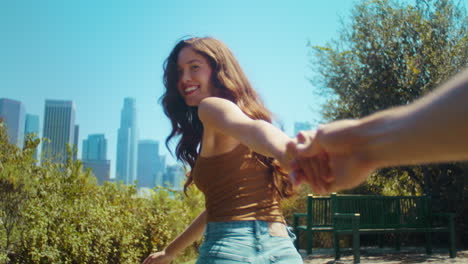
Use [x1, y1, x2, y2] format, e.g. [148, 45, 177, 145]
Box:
[184, 85, 199, 95]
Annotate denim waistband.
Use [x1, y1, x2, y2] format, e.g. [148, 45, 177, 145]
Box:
[205, 220, 289, 239]
[198, 221, 302, 263]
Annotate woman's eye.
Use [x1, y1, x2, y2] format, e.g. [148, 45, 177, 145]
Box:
[191, 65, 200, 71]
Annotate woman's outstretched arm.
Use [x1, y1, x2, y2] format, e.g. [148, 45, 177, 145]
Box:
[198, 97, 294, 168]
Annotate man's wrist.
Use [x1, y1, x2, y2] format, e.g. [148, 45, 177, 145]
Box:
[356, 107, 408, 169]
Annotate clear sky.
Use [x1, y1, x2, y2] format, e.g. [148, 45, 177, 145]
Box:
[1, 0, 356, 177]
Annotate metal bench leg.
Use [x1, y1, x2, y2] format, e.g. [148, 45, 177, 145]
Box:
[353, 230, 360, 263]
[378, 234, 384, 248]
[352, 215, 360, 263]
[449, 230, 456, 258]
[425, 232, 432, 255]
[449, 215, 456, 258]
[334, 232, 341, 260]
[306, 230, 312, 255]
[395, 232, 401, 251]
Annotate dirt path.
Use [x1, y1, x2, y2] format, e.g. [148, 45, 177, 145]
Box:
[302, 247, 468, 264]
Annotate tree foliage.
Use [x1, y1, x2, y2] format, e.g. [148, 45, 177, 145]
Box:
[0, 121, 204, 263]
[313, 0, 467, 120]
[311, 0, 468, 246]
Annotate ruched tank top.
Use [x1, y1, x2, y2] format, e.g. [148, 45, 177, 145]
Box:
[191, 144, 284, 223]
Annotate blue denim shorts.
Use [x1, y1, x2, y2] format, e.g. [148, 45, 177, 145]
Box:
[196, 221, 303, 264]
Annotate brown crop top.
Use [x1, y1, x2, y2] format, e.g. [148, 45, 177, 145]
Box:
[191, 144, 285, 223]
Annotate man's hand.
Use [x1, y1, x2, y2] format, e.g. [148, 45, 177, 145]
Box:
[288, 120, 377, 194]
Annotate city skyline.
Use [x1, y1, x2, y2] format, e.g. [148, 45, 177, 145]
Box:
[1, 96, 319, 180]
[0, 97, 317, 185]
[0, 96, 180, 186]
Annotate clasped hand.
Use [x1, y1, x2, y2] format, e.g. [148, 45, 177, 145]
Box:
[286, 120, 377, 194]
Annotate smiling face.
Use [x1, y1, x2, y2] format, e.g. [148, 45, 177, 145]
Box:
[177, 47, 216, 107]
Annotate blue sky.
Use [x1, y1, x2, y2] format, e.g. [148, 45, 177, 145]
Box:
[1, 0, 357, 177]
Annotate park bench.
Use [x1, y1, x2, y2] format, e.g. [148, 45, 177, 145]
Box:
[293, 194, 456, 263]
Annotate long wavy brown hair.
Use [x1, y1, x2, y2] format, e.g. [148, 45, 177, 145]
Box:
[161, 37, 293, 198]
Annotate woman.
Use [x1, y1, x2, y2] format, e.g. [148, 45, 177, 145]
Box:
[143, 37, 303, 264]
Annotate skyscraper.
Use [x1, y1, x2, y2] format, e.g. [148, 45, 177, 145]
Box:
[83, 160, 110, 184]
[137, 140, 165, 188]
[82, 134, 107, 160]
[294, 121, 312, 137]
[25, 114, 39, 138]
[73, 125, 79, 161]
[162, 165, 185, 190]
[116, 98, 138, 184]
[82, 134, 110, 185]
[24, 114, 40, 159]
[42, 100, 76, 164]
[0, 98, 26, 148]
[156, 155, 166, 186]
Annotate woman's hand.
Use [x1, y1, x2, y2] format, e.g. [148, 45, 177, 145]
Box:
[276, 138, 299, 173]
[142, 250, 176, 264]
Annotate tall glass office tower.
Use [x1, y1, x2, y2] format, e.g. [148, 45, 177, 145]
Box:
[162, 165, 185, 190]
[25, 114, 39, 138]
[73, 124, 79, 161]
[137, 140, 165, 188]
[83, 134, 107, 160]
[0, 98, 26, 148]
[116, 98, 138, 184]
[42, 100, 76, 164]
[25, 114, 40, 159]
[82, 134, 110, 184]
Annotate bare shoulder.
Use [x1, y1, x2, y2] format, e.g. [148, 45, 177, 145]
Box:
[198, 97, 252, 132]
[198, 97, 241, 120]
[198, 97, 237, 111]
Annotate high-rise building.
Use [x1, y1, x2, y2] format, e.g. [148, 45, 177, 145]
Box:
[137, 140, 165, 188]
[82, 134, 110, 185]
[73, 125, 79, 161]
[42, 100, 76, 164]
[162, 164, 185, 190]
[24, 114, 40, 159]
[82, 134, 107, 160]
[0, 98, 26, 148]
[294, 121, 312, 137]
[25, 114, 39, 138]
[83, 160, 110, 185]
[116, 98, 138, 184]
[156, 155, 166, 186]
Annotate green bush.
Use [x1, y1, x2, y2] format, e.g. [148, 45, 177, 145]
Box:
[0, 122, 204, 264]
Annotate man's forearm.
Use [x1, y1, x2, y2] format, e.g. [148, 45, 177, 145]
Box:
[357, 68, 468, 168]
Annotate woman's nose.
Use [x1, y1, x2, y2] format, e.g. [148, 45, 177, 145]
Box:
[181, 70, 191, 83]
